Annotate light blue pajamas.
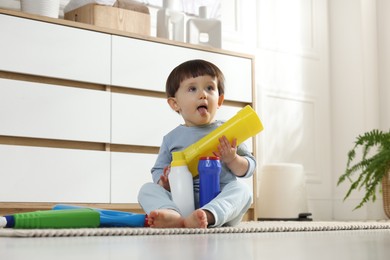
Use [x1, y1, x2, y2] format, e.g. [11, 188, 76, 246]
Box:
[137, 120, 256, 227]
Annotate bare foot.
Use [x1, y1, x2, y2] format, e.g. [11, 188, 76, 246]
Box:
[148, 209, 184, 228]
[148, 209, 208, 229]
[183, 209, 208, 228]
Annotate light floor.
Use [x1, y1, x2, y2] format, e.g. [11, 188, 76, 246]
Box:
[1, 229, 389, 260]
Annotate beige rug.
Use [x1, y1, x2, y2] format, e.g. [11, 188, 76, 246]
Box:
[1, 221, 390, 237]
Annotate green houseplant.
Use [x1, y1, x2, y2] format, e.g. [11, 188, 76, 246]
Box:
[337, 129, 390, 217]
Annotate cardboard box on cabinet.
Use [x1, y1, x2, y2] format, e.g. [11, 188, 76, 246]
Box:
[64, 2, 150, 36]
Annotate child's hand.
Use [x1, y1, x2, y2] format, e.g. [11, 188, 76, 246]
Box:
[214, 135, 238, 164]
[159, 165, 171, 191]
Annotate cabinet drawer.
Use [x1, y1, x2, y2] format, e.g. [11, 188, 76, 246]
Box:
[0, 14, 111, 84]
[111, 93, 182, 146]
[0, 78, 110, 142]
[0, 145, 110, 203]
[111, 152, 158, 203]
[111, 36, 252, 102]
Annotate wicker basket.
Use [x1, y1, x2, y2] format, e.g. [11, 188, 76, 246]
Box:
[382, 171, 390, 218]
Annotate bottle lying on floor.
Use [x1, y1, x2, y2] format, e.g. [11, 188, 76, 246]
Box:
[53, 204, 149, 227]
[0, 205, 149, 229]
[0, 208, 100, 229]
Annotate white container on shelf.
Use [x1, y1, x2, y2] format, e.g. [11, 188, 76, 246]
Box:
[186, 6, 221, 48]
[157, 0, 185, 42]
[20, 0, 60, 18]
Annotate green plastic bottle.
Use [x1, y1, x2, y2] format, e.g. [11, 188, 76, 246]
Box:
[1, 208, 100, 229]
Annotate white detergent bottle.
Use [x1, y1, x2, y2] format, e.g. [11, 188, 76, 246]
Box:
[168, 151, 195, 217]
[157, 0, 185, 42]
[186, 6, 222, 48]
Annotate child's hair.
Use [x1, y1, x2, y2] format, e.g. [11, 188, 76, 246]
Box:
[165, 59, 225, 98]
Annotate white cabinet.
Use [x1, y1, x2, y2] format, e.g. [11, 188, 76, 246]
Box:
[0, 145, 110, 203]
[0, 78, 110, 143]
[0, 14, 111, 84]
[111, 36, 253, 102]
[0, 10, 255, 215]
[111, 93, 183, 146]
[111, 152, 158, 203]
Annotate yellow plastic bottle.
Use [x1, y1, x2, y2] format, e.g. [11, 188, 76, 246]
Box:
[183, 105, 263, 177]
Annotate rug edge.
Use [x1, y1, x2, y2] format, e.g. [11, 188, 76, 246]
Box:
[1, 221, 390, 238]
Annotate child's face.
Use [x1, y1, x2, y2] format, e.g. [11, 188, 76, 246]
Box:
[168, 75, 224, 127]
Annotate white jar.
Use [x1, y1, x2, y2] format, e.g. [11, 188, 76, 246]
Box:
[157, 0, 185, 42]
[168, 151, 195, 217]
[21, 0, 60, 18]
[186, 6, 221, 48]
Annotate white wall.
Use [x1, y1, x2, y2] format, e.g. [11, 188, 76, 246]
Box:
[377, 0, 390, 130]
[253, 0, 332, 220]
[329, 0, 387, 220]
[225, 0, 389, 220]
